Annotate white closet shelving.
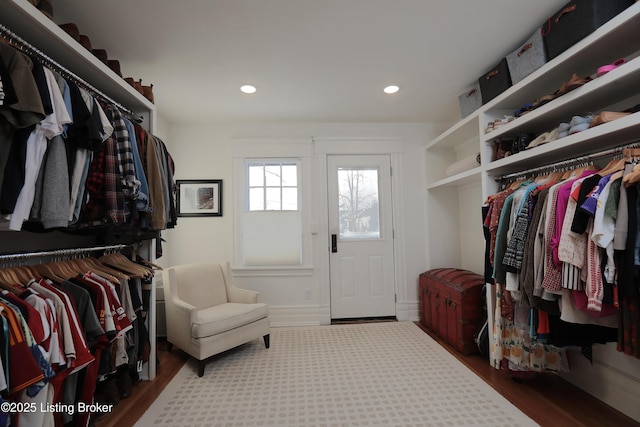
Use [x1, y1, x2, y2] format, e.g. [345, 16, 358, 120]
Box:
[426, 2, 640, 273]
[0, 0, 155, 126]
[0, 0, 159, 380]
[425, 3, 640, 420]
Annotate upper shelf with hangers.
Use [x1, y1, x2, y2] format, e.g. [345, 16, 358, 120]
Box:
[494, 142, 640, 183]
[0, 0, 154, 123]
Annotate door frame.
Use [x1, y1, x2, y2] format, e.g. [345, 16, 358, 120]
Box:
[313, 137, 407, 324]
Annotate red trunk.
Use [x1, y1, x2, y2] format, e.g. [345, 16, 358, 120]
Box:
[419, 268, 485, 355]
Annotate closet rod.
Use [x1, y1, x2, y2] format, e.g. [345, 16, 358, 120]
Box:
[0, 23, 143, 123]
[495, 142, 640, 182]
[0, 243, 130, 262]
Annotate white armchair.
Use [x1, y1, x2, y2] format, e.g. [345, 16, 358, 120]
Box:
[162, 261, 270, 376]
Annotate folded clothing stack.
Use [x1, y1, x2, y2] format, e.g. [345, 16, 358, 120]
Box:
[446, 153, 481, 176]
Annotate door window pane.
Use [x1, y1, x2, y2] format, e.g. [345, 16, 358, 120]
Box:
[337, 168, 380, 239]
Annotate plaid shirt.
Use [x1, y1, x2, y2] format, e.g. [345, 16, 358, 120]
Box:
[83, 103, 139, 224]
[103, 104, 140, 202]
[103, 134, 128, 223]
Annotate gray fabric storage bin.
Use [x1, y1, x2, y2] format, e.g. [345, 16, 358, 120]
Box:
[506, 29, 548, 85]
[458, 83, 482, 118]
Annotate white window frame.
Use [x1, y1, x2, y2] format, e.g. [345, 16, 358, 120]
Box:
[232, 138, 314, 274]
[245, 159, 300, 212]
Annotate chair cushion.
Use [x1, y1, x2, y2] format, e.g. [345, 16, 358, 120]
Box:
[192, 302, 269, 338]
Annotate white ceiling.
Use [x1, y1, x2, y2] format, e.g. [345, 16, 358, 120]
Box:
[53, 0, 568, 125]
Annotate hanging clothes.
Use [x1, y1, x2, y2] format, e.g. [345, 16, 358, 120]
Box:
[486, 154, 640, 374]
[0, 42, 177, 233]
[0, 252, 153, 427]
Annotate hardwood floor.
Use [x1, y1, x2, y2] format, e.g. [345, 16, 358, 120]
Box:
[415, 323, 640, 427]
[95, 339, 188, 427]
[98, 328, 640, 427]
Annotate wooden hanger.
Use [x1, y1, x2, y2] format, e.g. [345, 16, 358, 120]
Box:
[598, 157, 626, 177]
[138, 259, 163, 271]
[507, 178, 525, 191]
[84, 257, 130, 281]
[47, 261, 75, 281]
[622, 148, 640, 186]
[30, 263, 65, 283]
[0, 271, 24, 293]
[9, 266, 34, 286]
[99, 253, 152, 278]
[0, 268, 21, 289]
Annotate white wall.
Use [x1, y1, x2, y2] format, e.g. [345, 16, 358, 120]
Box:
[158, 122, 438, 325]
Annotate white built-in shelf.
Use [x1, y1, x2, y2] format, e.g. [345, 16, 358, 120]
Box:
[0, 0, 154, 113]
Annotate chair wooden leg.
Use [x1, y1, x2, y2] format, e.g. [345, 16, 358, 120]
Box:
[263, 334, 270, 348]
[197, 360, 205, 377]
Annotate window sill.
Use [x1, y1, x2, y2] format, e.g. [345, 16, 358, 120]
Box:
[231, 265, 315, 277]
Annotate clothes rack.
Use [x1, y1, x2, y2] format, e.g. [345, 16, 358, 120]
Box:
[0, 22, 143, 123]
[0, 243, 131, 263]
[495, 141, 640, 182]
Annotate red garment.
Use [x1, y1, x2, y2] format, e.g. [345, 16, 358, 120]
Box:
[0, 303, 44, 397]
[40, 281, 94, 372]
[1, 291, 45, 344]
[537, 310, 550, 335]
[87, 273, 132, 337]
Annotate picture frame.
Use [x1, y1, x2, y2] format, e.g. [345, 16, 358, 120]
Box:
[176, 179, 223, 217]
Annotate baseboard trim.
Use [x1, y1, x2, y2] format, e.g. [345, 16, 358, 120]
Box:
[268, 304, 331, 327]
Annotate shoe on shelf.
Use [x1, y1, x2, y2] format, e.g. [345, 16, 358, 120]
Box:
[527, 127, 559, 149]
[544, 127, 559, 144]
[561, 74, 593, 94]
[79, 35, 92, 51]
[624, 103, 640, 113]
[485, 121, 495, 133]
[568, 115, 595, 134]
[143, 84, 154, 103]
[59, 23, 80, 42]
[590, 111, 631, 128]
[92, 49, 109, 65]
[557, 122, 571, 139]
[596, 58, 626, 77]
[108, 60, 122, 77]
[532, 93, 558, 109]
[514, 103, 533, 117]
[527, 132, 548, 149]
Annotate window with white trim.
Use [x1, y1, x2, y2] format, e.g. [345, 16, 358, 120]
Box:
[242, 159, 302, 266]
[247, 161, 299, 211]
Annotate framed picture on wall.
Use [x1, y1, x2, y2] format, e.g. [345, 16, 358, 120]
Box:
[176, 179, 223, 217]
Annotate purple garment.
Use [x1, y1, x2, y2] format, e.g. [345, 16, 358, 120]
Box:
[552, 170, 596, 268]
[579, 174, 612, 217]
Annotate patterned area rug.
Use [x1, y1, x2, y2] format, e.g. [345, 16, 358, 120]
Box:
[136, 322, 538, 427]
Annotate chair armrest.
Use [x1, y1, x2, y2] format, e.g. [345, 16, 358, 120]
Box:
[165, 294, 199, 350]
[223, 262, 259, 304]
[171, 297, 197, 316]
[227, 287, 259, 304]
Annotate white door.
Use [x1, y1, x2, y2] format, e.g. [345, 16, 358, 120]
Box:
[328, 155, 396, 319]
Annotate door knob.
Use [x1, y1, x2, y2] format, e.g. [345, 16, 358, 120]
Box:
[331, 234, 337, 253]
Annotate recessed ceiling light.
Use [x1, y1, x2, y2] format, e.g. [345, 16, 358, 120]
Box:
[240, 84, 257, 94]
[383, 85, 400, 94]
